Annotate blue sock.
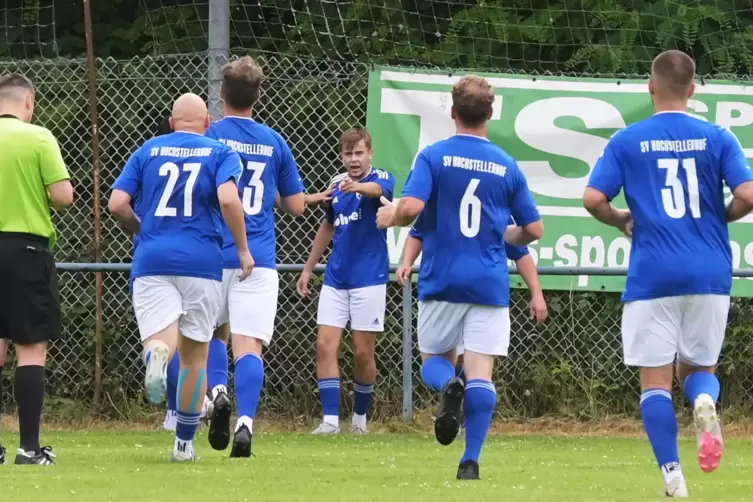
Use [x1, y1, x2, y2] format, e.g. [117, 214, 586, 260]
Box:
[461, 380, 496, 464]
[235, 353, 264, 420]
[175, 411, 201, 441]
[420, 357, 455, 392]
[318, 378, 340, 418]
[683, 371, 720, 405]
[166, 352, 180, 412]
[640, 389, 680, 470]
[207, 338, 229, 395]
[353, 381, 375, 416]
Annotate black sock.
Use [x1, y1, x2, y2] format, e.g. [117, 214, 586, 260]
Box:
[15, 365, 45, 453]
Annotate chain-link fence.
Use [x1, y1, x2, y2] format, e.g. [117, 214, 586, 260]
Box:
[4, 53, 753, 423]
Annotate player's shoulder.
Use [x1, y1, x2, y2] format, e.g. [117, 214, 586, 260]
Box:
[369, 166, 394, 181]
[11, 121, 57, 146]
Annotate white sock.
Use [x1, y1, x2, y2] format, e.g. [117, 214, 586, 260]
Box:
[212, 385, 227, 399]
[236, 415, 253, 434]
[174, 438, 193, 455]
[661, 462, 684, 485]
[352, 413, 367, 426]
[323, 415, 339, 427]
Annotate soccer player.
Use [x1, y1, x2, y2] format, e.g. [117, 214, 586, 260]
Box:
[584, 50, 753, 498]
[0, 74, 74, 466]
[297, 128, 395, 435]
[397, 216, 548, 383]
[376, 75, 543, 480]
[109, 93, 253, 462]
[199, 56, 331, 456]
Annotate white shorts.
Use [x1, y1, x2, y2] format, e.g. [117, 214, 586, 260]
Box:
[132, 275, 222, 344]
[216, 267, 279, 346]
[621, 294, 730, 367]
[316, 284, 386, 332]
[418, 300, 510, 356]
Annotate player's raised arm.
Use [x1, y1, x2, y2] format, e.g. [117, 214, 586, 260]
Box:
[583, 134, 632, 236]
[717, 127, 753, 222]
[377, 151, 431, 229]
[109, 151, 143, 235]
[505, 167, 544, 245]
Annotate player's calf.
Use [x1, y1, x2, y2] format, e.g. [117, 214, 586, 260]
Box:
[207, 324, 232, 451]
[173, 335, 209, 462]
[142, 325, 178, 406]
[313, 325, 344, 434]
[352, 331, 377, 434]
[678, 363, 723, 473]
[229, 335, 265, 458]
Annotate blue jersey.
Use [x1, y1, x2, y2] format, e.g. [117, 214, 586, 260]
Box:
[128, 193, 145, 292]
[324, 167, 396, 289]
[588, 111, 753, 301]
[113, 131, 242, 281]
[206, 117, 304, 269]
[410, 215, 529, 261]
[402, 134, 540, 306]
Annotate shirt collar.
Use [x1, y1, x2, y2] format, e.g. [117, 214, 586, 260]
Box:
[0, 114, 20, 120]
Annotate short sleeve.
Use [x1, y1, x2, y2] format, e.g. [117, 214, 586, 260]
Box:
[505, 242, 529, 261]
[409, 213, 425, 240]
[719, 127, 753, 191]
[324, 203, 335, 224]
[401, 149, 433, 201]
[509, 165, 541, 227]
[112, 149, 143, 196]
[588, 135, 624, 200]
[277, 139, 305, 197]
[38, 129, 70, 186]
[215, 147, 242, 188]
[374, 170, 396, 200]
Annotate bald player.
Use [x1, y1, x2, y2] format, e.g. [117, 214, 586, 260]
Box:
[585, 50, 753, 497]
[109, 93, 252, 462]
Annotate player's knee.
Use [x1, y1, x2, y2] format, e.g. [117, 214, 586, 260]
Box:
[232, 334, 263, 358]
[353, 345, 375, 368]
[15, 341, 48, 366]
[676, 361, 716, 384]
[316, 333, 340, 360]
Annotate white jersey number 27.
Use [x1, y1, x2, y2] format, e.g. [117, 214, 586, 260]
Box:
[155, 162, 202, 217]
[460, 178, 482, 238]
[658, 158, 701, 219]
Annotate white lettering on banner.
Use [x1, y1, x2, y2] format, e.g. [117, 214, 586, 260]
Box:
[514, 97, 627, 200]
[380, 88, 502, 152]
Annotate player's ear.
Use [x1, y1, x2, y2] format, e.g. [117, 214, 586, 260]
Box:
[168, 116, 175, 131]
[648, 79, 656, 96]
[687, 82, 696, 99]
[450, 106, 457, 121]
[25, 92, 34, 120]
[486, 106, 493, 120]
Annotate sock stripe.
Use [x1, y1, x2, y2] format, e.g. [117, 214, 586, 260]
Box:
[354, 383, 375, 393]
[466, 381, 496, 393]
[235, 352, 262, 364]
[318, 382, 341, 389]
[640, 389, 672, 404]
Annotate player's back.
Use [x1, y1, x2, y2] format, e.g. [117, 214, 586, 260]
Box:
[206, 117, 302, 269]
[132, 131, 238, 281]
[414, 135, 539, 306]
[612, 112, 742, 300]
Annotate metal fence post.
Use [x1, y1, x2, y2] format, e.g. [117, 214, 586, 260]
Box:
[207, 0, 229, 121]
[402, 280, 414, 421]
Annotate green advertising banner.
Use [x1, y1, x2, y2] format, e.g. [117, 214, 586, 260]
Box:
[366, 67, 753, 296]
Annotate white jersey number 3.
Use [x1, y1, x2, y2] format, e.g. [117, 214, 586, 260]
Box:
[460, 178, 482, 237]
[243, 161, 266, 216]
[155, 162, 201, 217]
[658, 158, 701, 219]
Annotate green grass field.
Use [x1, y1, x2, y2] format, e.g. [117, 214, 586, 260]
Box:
[3, 426, 753, 501]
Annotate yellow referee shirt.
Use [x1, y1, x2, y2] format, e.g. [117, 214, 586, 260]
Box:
[0, 116, 70, 247]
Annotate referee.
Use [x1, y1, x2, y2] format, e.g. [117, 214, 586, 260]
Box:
[0, 74, 73, 466]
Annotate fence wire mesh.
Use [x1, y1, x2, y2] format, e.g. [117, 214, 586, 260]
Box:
[3, 54, 753, 423]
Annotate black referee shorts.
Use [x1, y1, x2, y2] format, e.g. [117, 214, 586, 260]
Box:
[0, 232, 62, 344]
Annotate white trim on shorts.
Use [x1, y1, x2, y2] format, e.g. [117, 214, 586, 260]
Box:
[316, 284, 386, 332]
[132, 275, 222, 344]
[215, 267, 279, 346]
[621, 294, 730, 367]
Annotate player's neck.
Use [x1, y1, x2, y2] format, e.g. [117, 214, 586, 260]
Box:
[653, 101, 688, 114]
[224, 106, 253, 119]
[0, 105, 26, 121]
[455, 125, 488, 139]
